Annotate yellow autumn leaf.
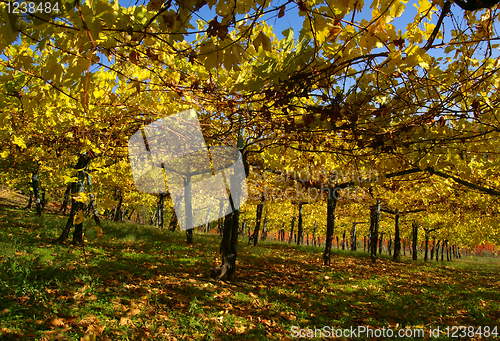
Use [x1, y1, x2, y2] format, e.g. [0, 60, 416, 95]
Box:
[81, 334, 96, 341]
[74, 210, 85, 225]
[101, 197, 117, 210]
[390, 1, 406, 18]
[414, 0, 433, 15]
[74, 193, 89, 203]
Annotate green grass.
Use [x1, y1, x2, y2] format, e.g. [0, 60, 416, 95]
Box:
[0, 205, 499, 340]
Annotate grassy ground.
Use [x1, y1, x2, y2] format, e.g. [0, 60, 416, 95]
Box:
[0, 204, 500, 340]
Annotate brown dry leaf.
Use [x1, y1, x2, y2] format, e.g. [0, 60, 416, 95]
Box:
[89, 326, 105, 336]
[393, 38, 405, 49]
[119, 317, 132, 326]
[278, 5, 285, 18]
[208, 316, 223, 324]
[125, 308, 141, 317]
[261, 319, 275, 327]
[78, 315, 98, 328]
[129, 51, 140, 64]
[50, 317, 66, 327]
[43, 329, 70, 340]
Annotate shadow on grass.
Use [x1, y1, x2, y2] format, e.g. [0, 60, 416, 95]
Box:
[1, 205, 499, 340]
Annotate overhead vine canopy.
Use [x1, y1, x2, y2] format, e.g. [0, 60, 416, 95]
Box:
[2, 0, 500, 147]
